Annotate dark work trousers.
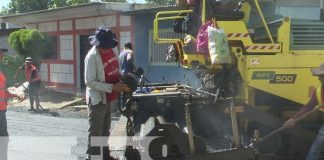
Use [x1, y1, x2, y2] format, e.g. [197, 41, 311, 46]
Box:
[0, 110, 8, 160]
[28, 82, 40, 109]
[0, 110, 8, 136]
[87, 100, 113, 160]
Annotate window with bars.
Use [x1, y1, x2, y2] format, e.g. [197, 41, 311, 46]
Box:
[148, 29, 184, 66]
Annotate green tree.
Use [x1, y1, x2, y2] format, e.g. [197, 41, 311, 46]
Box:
[145, 0, 175, 5]
[7, 0, 50, 14]
[0, 7, 10, 16]
[66, 0, 89, 6]
[49, 0, 127, 8]
[8, 29, 46, 66]
[103, 0, 127, 2]
[49, 0, 68, 8]
[0, 55, 24, 86]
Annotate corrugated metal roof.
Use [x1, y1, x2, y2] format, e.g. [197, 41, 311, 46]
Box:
[1, 2, 106, 18]
[0, 2, 170, 26]
[0, 2, 135, 26]
[121, 5, 184, 15]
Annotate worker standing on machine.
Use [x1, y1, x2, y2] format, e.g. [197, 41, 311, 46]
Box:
[283, 63, 324, 160]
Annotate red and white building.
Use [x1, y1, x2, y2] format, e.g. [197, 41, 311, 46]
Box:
[0, 2, 154, 94]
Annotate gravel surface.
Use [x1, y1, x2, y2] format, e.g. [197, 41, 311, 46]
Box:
[6, 110, 89, 160]
[6, 109, 118, 160]
[5, 89, 121, 160]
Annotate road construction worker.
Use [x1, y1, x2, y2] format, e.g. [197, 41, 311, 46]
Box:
[85, 26, 129, 160]
[119, 42, 136, 76]
[0, 46, 24, 160]
[283, 63, 324, 160]
[15, 57, 41, 111]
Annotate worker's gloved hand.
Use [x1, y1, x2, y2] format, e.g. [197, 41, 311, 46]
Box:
[112, 83, 130, 93]
[122, 87, 131, 93]
[282, 118, 296, 128]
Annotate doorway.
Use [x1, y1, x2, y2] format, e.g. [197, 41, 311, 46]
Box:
[80, 35, 92, 90]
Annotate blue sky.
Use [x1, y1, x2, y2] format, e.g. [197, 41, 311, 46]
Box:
[0, 0, 146, 8]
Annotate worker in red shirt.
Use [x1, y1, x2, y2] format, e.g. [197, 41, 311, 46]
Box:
[0, 46, 24, 160]
[15, 57, 41, 111]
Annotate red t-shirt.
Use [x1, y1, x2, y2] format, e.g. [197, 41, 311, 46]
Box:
[25, 64, 40, 82]
[100, 49, 120, 102]
[0, 71, 15, 111]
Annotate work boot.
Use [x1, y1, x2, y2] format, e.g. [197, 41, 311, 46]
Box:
[103, 148, 118, 160]
[34, 109, 41, 113]
[27, 108, 34, 111]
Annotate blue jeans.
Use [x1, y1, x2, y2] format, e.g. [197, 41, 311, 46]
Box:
[306, 124, 324, 160]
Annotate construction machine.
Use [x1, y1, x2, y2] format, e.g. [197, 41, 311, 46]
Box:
[119, 0, 324, 159]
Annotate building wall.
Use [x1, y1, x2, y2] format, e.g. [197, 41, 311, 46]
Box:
[0, 36, 16, 56]
[25, 13, 133, 93]
[0, 28, 21, 56]
[133, 14, 199, 87]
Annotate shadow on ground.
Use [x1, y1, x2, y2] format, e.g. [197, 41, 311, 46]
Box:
[39, 89, 77, 103]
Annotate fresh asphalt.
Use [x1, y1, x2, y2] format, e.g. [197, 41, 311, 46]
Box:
[6, 109, 117, 160]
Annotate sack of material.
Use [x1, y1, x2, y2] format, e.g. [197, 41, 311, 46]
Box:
[196, 21, 214, 56]
[7, 81, 28, 103]
[207, 26, 231, 64]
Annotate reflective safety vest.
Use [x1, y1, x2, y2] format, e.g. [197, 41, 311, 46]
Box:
[0, 71, 7, 110]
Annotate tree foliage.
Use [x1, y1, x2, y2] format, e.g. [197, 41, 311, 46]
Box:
[145, 0, 175, 5]
[0, 7, 10, 16]
[0, 55, 24, 86]
[64, 0, 127, 7]
[50, 0, 89, 8]
[8, 29, 46, 66]
[104, 0, 127, 2]
[7, 0, 50, 14]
